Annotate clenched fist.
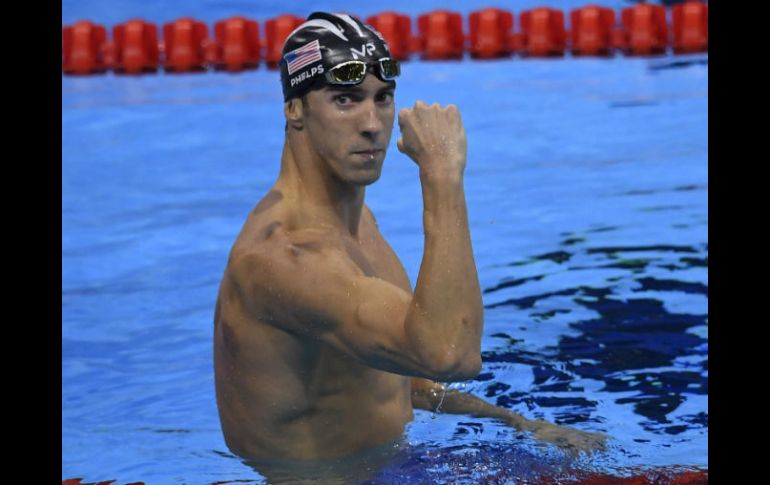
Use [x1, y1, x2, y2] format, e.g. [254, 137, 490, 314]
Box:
[397, 101, 468, 180]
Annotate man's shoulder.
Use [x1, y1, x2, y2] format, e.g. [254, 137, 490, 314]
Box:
[224, 224, 351, 316]
[228, 216, 337, 274]
[226, 189, 355, 283]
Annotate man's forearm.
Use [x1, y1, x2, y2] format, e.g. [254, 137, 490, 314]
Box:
[412, 386, 529, 431]
[412, 385, 609, 454]
[404, 172, 484, 376]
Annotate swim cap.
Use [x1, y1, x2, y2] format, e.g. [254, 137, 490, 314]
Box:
[280, 12, 395, 101]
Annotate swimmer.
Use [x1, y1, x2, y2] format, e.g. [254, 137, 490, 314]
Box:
[213, 11, 606, 476]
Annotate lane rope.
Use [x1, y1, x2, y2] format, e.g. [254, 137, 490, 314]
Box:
[62, 2, 708, 75]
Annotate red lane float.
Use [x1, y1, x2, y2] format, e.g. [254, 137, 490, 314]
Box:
[62, 20, 109, 74]
[112, 19, 159, 74]
[570, 5, 616, 57]
[469, 8, 514, 59]
[520, 7, 566, 57]
[620, 2, 669, 56]
[366, 12, 413, 61]
[162, 18, 209, 73]
[672, 0, 708, 54]
[264, 14, 304, 69]
[61, 3, 709, 76]
[417, 10, 464, 60]
[212, 17, 261, 72]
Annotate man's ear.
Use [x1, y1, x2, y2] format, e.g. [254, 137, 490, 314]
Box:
[284, 97, 305, 131]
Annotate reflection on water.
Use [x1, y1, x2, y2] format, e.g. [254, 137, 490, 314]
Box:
[240, 440, 581, 484]
[369, 441, 575, 485]
[478, 237, 707, 453]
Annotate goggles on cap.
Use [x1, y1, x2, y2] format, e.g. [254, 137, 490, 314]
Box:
[324, 58, 401, 85]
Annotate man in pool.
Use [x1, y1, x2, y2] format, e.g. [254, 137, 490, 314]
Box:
[214, 11, 606, 471]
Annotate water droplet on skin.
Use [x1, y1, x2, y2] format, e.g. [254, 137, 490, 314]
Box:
[434, 387, 447, 415]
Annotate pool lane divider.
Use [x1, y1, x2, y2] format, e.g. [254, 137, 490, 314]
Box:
[62, 1, 708, 76]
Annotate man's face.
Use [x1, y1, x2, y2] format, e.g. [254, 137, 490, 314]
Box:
[301, 73, 396, 186]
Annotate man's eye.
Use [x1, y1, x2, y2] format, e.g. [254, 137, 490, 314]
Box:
[335, 95, 353, 104]
[377, 92, 394, 103]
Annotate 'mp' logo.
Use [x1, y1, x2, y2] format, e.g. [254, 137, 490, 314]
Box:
[350, 42, 376, 60]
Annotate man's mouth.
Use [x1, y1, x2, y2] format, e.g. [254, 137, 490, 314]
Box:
[352, 148, 384, 161]
[352, 149, 383, 156]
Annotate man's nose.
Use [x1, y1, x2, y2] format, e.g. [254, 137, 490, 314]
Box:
[359, 99, 383, 138]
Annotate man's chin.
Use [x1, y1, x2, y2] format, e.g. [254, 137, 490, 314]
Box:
[344, 162, 383, 186]
[350, 170, 382, 186]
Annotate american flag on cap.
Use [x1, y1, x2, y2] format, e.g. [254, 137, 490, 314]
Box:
[284, 39, 323, 75]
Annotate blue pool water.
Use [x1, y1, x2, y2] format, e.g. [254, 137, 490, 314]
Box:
[62, 1, 707, 483]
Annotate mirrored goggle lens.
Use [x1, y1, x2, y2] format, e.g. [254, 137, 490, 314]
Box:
[326, 62, 367, 85]
[378, 58, 400, 80]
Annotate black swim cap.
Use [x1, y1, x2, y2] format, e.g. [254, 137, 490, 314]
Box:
[280, 12, 395, 101]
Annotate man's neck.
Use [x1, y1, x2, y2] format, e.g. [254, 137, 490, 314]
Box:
[276, 138, 366, 238]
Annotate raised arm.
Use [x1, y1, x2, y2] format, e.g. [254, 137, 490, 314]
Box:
[394, 101, 484, 380]
[231, 101, 483, 381]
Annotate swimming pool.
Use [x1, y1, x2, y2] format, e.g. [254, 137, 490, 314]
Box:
[62, 1, 707, 483]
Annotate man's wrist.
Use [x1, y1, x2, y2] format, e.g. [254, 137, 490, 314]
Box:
[419, 166, 464, 187]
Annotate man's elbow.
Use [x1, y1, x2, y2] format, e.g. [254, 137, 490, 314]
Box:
[454, 353, 483, 380]
[427, 352, 482, 381]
